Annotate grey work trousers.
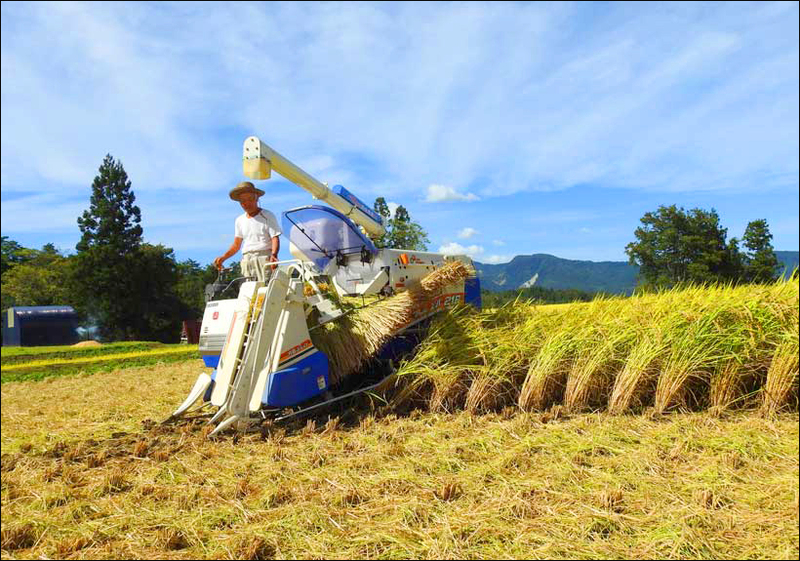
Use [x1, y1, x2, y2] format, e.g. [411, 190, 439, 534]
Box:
[241, 251, 274, 282]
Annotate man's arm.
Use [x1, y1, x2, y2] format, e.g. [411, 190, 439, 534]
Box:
[270, 236, 280, 262]
[214, 237, 243, 270]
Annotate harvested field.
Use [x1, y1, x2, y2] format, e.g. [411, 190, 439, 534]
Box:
[2, 361, 798, 559]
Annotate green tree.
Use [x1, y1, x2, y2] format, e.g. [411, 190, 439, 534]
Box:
[130, 244, 184, 343]
[176, 259, 219, 318]
[372, 197, 392, 249]
[625, 205, 743, 287]
[74, 155, 144, 340]
[372, 199, 429, 251]
[1, 236, 28, 278]
[74, 155, 181, 342]
[1, 244, 77, 310]
[76, 155, 143, 254]
[384, 204, 430, 251]
[742, 219, 779, 283]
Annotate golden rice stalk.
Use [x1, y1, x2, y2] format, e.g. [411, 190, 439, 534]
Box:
[564, 338, 620, 412]
[464, 369, 517, 413]
[387, 369, 435, 410]
[654, 353, 704, 413]
[429, 366, 473, 412]
[608, 338, 664, 414]
[518, 332, 574, 411]
[654, 309, 730, 413]
[1, 523, 37, 551]
[709, 360, 746, 411]
[312, 261, 473, 385]
[418, 260, 473, 295]
[761, 339, 799, 415]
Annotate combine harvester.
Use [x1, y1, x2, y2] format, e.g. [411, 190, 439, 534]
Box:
[169, 137, 481, 435]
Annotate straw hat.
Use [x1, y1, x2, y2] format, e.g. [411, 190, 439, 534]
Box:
[229, 181, 265, 201]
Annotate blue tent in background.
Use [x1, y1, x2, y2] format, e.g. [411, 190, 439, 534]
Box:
[2, 306, 80, 347]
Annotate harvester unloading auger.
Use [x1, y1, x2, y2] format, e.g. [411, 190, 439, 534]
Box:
[168, 137, 481, 435]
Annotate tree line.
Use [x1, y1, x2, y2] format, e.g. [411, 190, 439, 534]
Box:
[625, 205, 783, 288]
[481, 286, 598, 308]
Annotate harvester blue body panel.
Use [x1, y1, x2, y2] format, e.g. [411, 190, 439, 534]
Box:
[464, 276, 481, 308]
[331, 185, 385, 227]
[202, 355, 220, 368]
[264, 351, 330, 407]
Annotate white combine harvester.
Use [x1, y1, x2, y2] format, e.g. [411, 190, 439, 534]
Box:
[168, 137, 481, 435]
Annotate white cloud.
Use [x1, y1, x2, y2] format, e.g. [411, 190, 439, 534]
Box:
[4, 4, 797, 201]
[484, 254, 512, 264]
[492, 239, 506, 246]
[438, 242, 484, 258]
[387, 201, 399, 218]
[424, 184, 479, 203]
[457, 227, 479, 239]
[3, 3, 797, 202]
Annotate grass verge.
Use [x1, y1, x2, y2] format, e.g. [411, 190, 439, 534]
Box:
[1, 343, 198, 384]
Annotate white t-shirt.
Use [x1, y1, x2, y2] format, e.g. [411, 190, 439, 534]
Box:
[235, 209, 282, 254]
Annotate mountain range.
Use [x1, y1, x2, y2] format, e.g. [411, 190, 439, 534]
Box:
[474, 251, 799, 293]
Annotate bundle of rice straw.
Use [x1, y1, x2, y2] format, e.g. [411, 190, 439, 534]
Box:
[311, 260, 474, 385]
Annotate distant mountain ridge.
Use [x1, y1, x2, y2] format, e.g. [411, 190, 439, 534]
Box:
[474, 251, 799, 293]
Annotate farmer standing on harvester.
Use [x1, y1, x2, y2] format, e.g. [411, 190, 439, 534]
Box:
[214, 181, 282, 282]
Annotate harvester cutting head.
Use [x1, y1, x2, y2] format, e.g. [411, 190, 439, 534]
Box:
[167, 139, 481, 435]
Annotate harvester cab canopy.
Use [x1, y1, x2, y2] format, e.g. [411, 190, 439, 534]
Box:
[283, 205, 378, 273]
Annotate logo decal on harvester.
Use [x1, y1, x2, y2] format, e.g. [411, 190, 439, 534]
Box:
[407, 292, 465, 324]
[423, 292, 464, 314]
[279, 339, 313, 365]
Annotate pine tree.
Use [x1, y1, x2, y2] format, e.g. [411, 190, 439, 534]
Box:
[742, 219, 779, 283]
[74, 155, 149, 340]
[77, 154, 142, 253]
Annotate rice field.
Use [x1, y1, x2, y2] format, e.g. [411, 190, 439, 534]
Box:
[391, 279, 799, 417]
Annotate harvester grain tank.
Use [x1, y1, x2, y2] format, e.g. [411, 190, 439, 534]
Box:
[169, 137, 481, 435]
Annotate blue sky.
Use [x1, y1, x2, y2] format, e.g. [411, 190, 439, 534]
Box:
[2, 1, 798, 266]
